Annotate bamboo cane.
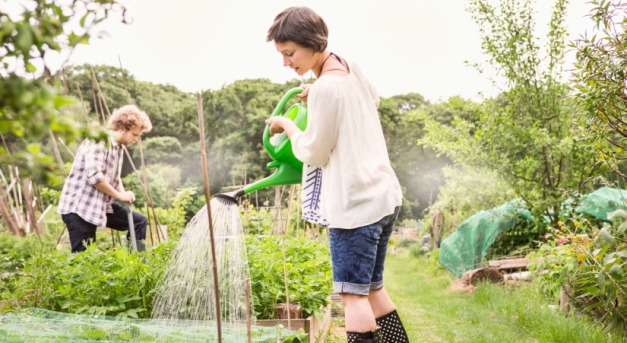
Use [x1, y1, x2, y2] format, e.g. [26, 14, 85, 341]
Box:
[281, 208, 291, 329]
[245, 278, 252, 343]
[118, 55, 132, 104]
[57, 137, 76, 158]
[122, 147, 165, 243]
[10, 167, 24, 229]
[60, 68, 69, 95]
[90, 69, 107, 125]
[296, 186, 301, 236]
[284, 184, 296, 236]
[90, 70, 105, 125]
[22, 179, 43, 246]
[0, 185, 20, 235]
[74, 83, 90, 124]
[37, 205, 52, 224]
[135, 140, 157, 245]
[48, 131, 66, 179]
[0, 133, 11, 156]
[196, 91, 222, 343]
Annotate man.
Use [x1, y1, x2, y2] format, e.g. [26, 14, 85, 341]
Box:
[58, 105, 152, 253]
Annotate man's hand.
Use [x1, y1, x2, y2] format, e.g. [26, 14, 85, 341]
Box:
[118, 191, 136, 204]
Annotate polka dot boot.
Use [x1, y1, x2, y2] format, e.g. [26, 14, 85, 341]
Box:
[376, 309, 409, 342]
[346, 328, 380, 343]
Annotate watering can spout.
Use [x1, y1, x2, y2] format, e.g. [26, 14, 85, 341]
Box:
[215, 188, 245, 204]
[214, 161, 302, 204]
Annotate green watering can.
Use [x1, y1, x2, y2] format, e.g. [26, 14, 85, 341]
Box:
[215, 87, 307, 203]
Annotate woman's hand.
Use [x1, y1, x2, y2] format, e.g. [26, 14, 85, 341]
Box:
[265, 117, 288, 135]
[296, 84, 311, 104]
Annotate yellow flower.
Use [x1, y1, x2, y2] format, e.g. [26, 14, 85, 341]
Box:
[617, 148, 623, 153]
[577, 253, 585, 263]
[560, 226, 566, 231]
[595, 255, 600, 261]
[573, 221, 580, 227]
[569, 248, 574, 253]
[558, 220, 563, 226]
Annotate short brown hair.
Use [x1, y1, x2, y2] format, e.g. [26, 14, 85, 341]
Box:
[109, 105, 152, 132]
[266, 6, 328, 52]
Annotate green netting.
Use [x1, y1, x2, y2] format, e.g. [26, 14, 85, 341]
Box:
[0, 308, 306, 342]
[439, 199, 533, 278]
[575, 186, 627, 222]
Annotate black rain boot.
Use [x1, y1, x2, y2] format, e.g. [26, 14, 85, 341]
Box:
[346, 328, 380, 343]
[376, 309, 409, 342]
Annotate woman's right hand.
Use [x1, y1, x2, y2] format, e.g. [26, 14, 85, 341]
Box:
[297, 84, 311, 104]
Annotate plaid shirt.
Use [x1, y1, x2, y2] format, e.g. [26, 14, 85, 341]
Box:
[57, 139, 124, 227]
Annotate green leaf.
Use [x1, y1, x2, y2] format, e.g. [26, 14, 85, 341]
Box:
[609, 264, 623, 279]
[595, 228, 614, 247]
[597, 270, 606, 289]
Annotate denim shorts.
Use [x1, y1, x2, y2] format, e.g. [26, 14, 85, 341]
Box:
[329, 207, 400, 295]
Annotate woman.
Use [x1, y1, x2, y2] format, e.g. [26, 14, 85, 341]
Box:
[265, 7, 409, 343]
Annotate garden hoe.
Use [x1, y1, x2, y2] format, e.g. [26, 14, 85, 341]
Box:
[126, 203, 138, 251]
[215, 87, 308, 204]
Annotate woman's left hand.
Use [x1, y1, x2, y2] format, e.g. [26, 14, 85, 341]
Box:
[265, 117, 287, 135]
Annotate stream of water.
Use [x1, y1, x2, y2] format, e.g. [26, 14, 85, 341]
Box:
[151, 198, 250, 340]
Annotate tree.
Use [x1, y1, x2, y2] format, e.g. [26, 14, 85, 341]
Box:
[420, 0, 603, 228]
[0, 0, 125, 185]
[381, 95, 480, 219]
[571, 0, 627, 176]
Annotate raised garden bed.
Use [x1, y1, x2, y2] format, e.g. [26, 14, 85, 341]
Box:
[256, 304, 332, 343]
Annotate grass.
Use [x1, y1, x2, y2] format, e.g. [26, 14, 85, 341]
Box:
[383, 248, 625, 343]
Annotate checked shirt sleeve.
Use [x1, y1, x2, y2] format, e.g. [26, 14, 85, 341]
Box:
[84, 140, 107, 185]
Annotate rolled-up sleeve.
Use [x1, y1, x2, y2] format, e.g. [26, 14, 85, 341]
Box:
[84, 140, 107, 185]
[291, 83, 340, 167]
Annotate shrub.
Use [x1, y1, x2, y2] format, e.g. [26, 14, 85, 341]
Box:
[528, 212, 626, 334]
[1, 243, 173, 318]
[246, 235, 332, 319]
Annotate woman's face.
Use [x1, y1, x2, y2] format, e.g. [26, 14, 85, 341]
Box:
[274, 41, 315, 76]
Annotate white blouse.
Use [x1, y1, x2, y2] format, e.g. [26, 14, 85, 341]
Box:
[290, 60, 403, 229]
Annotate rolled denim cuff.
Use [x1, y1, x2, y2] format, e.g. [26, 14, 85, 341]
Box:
[333, 281, 370, 296]
[370, 279, 384, 290]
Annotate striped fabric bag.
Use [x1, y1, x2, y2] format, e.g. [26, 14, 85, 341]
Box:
[301, 164, 329, 227]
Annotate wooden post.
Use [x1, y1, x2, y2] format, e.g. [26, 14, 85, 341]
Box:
[196, 91, 222, 343]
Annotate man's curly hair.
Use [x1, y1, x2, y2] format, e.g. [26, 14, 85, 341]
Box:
[108, 105, 152, 132]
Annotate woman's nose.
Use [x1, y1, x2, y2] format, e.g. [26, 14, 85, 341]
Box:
[283, 56, 291, 67]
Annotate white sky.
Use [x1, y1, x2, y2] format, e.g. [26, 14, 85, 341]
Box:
[7, 0, 594, 102]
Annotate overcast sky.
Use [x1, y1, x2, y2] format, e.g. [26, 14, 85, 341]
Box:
[9, 0, 595, 102]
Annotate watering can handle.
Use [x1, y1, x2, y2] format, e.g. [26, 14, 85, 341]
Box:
[263, 87, 304, 153]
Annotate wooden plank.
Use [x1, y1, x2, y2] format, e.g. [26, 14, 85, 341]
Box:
[488, 258, 543, 270]
[255, 318, 308, 331]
